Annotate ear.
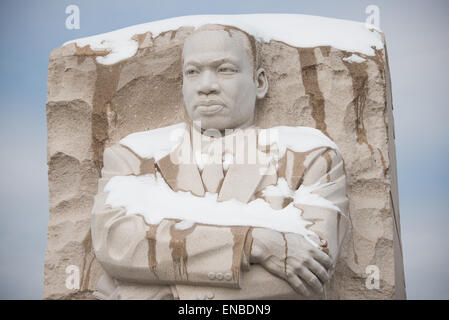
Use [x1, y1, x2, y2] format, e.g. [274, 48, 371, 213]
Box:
[255, 67, 268, 99]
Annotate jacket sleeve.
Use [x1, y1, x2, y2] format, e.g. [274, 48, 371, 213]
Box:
[91, 144, 251, 288]
[291, 146, 350, 262]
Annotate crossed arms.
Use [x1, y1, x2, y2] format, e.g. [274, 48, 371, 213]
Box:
[91, 143, 349, 298]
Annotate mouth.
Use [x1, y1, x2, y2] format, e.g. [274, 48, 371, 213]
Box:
[195, 102, 225, 115]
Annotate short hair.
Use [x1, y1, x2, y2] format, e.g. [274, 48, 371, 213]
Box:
[184, 24, 261, 76]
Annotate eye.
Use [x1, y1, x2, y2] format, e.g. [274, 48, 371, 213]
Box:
[217, 64, 238, 74]
[184, 67, 199, 76]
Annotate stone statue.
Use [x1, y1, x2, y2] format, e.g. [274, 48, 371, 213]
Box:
[91, 25, 349, 300]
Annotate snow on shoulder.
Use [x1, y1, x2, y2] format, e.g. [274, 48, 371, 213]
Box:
[119, 123, 339, 161]
[259, 126, 339, 158]
[119, 122, 186, 161]
[64, 14, 384, 65]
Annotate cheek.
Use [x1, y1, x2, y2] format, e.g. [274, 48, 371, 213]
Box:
[221, 76, 254, 101]
[182, 81, 195, 104]
[182, 83, 195, 117]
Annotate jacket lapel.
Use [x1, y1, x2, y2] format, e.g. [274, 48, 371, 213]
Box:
[157, 127, 205, 197]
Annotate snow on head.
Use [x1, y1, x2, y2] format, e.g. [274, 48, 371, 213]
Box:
[64, 14, 384, 65]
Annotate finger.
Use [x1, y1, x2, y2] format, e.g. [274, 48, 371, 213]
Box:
[306, 259, 330, 283]
[286, 272, 311, 297]
[310, 247, 333, 269]
[264, 260, 311, 297]
[296, 267, 323, 295]
[263, 259, 286, 280]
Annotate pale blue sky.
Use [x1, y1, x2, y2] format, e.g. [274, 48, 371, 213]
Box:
[0, 0, 448, 299]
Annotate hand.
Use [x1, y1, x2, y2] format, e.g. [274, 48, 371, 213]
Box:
[249, 228, 333, 297]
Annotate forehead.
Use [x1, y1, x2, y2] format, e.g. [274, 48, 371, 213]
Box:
[183, 29, 252, 65]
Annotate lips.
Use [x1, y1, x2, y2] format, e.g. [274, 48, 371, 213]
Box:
[196, 101, 225, 115]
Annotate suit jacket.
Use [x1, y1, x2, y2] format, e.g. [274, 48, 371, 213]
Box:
[91, 123, 349, 300]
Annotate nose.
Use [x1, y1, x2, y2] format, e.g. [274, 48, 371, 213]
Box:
[197, 69, 220, 95]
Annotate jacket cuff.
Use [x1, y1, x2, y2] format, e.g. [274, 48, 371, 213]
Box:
[241, 227, 254, 271]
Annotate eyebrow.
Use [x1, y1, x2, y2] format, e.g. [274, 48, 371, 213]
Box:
[184, 57, 239, 68]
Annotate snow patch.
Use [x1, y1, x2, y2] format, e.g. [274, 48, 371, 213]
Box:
[294, 182, 341, 213]
[104, 173, 316, 242]
[64, 14, 384, 65]
[119, 122, 186, 161]
[258, 126, 339, 158]
[262, 178, 293, 198]
[119, 123, 339, 165]
[343, 53, 366, 63]
[174, 219, 195, 230]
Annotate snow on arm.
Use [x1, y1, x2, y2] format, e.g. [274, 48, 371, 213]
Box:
[104, 172, 318, 245]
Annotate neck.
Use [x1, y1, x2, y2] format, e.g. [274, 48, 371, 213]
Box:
[190, 116, 255, 138]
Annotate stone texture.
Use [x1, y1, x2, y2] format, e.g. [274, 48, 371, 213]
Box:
[44, 26, 405, 299]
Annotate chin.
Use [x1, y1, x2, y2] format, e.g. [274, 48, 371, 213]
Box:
[194, 116, 232, 131]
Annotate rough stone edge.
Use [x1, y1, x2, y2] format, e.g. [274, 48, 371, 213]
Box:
[384, 43, 406, 299]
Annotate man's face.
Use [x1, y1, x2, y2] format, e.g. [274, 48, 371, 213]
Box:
[182, 29, 257, 131]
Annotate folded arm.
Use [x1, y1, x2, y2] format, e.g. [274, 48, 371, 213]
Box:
[248, 146, 349, 296]
[91, 145, 252, 288]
